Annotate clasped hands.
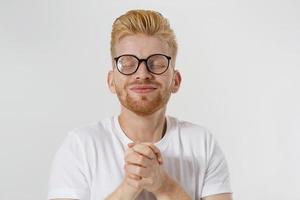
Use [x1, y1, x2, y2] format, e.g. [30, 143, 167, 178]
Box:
[124, 142, 167, 194]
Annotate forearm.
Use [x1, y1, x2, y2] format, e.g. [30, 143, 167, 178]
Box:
[154, 175, 192, 200]
[105, 180, 142, 200]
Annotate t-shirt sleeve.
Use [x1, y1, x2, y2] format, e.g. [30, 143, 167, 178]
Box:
[47, 132, 90, 200]
[201, 132, 232, 198]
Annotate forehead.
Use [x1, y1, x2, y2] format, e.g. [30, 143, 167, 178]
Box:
[114, 34, 170, 58]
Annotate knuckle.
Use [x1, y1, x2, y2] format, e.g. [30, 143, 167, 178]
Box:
[146, 148, 152, 156]
[124, 149, 134, 159]
[124, 154, 132, 163]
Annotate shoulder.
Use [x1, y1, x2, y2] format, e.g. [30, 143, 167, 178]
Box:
[168, 116, 217, 153]
[65, 116, 114, 147]
[169, 116, 213, 140]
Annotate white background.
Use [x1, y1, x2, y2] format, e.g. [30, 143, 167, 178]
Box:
[0, 0, 299, 199]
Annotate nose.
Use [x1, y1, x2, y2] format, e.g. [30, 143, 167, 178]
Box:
[134, 61, 152, 80]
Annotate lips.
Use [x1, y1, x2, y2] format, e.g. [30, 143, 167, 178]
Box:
[129, 85, 157, 94]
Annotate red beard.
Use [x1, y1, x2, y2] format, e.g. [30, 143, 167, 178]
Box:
[115, 80, 172, 116]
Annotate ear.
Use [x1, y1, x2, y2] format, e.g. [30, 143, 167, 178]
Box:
[107, 70, 116, 93]
[171, 70, 182, 93]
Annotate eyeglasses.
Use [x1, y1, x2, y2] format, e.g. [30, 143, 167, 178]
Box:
[114, 54, 171, 75]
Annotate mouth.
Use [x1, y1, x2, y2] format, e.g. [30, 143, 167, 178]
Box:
[129, 85, 157, 94]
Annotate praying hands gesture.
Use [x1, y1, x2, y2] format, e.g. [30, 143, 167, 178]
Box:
[124, 142, 165, 193]
[105, 143, 192, 200]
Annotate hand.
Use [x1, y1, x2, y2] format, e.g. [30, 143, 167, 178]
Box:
[120, 146, 144, 196]
[124, 143, 166, 193]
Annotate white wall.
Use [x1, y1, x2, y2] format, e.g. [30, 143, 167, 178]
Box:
[0, 0, 299, 199]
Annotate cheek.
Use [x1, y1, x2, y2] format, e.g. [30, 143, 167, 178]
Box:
[114, 75, 129, 92]
[158, 79, 173, 92]
[161, 73, 175, 88]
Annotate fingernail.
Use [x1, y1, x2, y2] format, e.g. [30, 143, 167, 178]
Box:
[127, 143, 135, 147]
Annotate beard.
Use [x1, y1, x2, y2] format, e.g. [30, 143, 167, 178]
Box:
[115, 80, 172, 116]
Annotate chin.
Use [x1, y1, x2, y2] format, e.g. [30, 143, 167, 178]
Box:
[117, 90, 171, 116]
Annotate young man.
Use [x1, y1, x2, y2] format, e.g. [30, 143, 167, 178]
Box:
[48, 10, 232, 200]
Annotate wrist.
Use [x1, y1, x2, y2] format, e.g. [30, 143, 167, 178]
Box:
[119, 179, 142, 199]
[106, 179, 142, 200]
[153, 175, 192, 200]
[153, 174, 175, 198]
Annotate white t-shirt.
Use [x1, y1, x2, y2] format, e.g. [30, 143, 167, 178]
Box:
[47, 116, 232, 200]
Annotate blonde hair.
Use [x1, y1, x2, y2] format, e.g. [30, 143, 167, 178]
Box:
[111, 9, 178, 59]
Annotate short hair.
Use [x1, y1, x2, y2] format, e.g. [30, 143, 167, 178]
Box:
[111, 9, 178, 59]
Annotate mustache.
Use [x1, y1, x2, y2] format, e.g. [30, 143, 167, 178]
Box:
[126, 80, 161, 87]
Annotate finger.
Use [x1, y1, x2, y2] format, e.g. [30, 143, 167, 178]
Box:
[139, 177, 154, 186]
[125, 152, 152, 168]
[132, 143, 156, 160]
[125, 177, 142, 189]
[124, 145, 135, 159]
[125, 163, 150, 178]
[143, 143, 163, 164]
[125, 169, 142, 180]
[127, 142, 135, 148]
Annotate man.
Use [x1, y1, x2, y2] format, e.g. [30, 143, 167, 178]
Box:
[48, 9, 232, 200]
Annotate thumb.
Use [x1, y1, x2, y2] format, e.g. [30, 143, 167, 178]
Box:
[127, 142, 135, 148]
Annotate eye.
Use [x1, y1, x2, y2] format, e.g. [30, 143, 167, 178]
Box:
[116, 55, 139, 74]
[148, 55, 168, 70]
[118, 57, 136, 67]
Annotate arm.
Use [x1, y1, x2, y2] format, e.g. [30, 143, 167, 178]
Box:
[153, 174, 192, 200]
[202, 193, 232, 200]
[105, 179, 142, 200]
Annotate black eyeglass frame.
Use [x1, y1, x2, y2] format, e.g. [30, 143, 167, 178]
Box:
[114, 53, 172, 75]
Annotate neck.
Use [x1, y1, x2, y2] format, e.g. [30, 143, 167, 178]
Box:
[118, 107, 167, 143]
